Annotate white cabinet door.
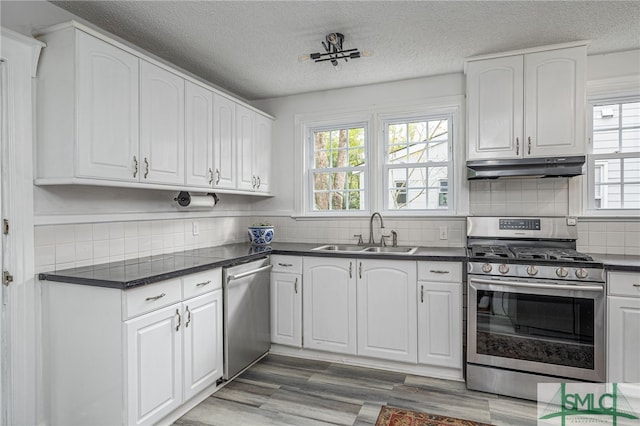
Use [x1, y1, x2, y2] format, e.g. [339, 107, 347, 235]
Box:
[212, 94, 236, 189]
[357, 260, 417, 362]
[139, 60, 185, 185]
[417, 281, 462, 368]
[185, 81, 213, 187]
[236, 104, 256, 191]
[466, 55, 523, 160]
[608, 296, 640, 383]
[303, 257, 357, 355]
[270, 272, 302, 347]
[126, 304, 182, 426]
[183, 290, 223, 401]
[524, 46, 586, 157]
[254, 114, 272, 193]
[76, 31, 140, 180]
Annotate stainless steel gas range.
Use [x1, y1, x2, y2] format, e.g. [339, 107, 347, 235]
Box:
[466, 217, 605, 401]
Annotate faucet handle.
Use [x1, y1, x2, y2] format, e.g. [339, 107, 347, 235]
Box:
[353, 234, 364, 245]
[380, 234, 391, 247]
[390, 230, 398, 247]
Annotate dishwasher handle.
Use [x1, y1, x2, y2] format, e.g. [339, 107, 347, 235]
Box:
[226, 264, 273, 283]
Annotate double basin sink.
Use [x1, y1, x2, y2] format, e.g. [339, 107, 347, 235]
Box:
[312, 244, 418, 255]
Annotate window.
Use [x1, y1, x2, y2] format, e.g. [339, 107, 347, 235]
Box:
[383, 115, 453, 211]
[589, 99, 640, 211]
[308, 124, 367, 212]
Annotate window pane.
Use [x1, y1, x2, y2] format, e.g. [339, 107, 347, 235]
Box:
[408, 122, 427, 142]
[596, 184, 622, 209]
[428, 166, 449, 187]
[407, 167, 427, 188]
[593, 104, 619, 130]
[389, 144, 409, 164]
[622, 102, 640, 127]
[593, 130, 620, 154]
[427, 141, 449, 162]
[428, 120, 448, 142]
[388, 124, 406, 144]
[622, 129, 640, 152]
[406, 189, 427, 209]
[624, 184, 640, 208]
[348, 127, 364, 148]
[624, 158, 640, 182]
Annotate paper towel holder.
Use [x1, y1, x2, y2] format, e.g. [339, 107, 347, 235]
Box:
[174, 191, 219, 208]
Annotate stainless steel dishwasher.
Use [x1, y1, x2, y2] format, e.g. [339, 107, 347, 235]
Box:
[222, 257, 272, 380]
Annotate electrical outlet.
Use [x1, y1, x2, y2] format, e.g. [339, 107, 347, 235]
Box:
[192, 222, 199, 236]
[567, 217, 577, 226]
[439, 226, 448, 240]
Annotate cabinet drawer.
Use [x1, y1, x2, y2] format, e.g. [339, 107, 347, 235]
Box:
[608, 271, 640, 298]
[271, 255, 302, 274]
[123, 279, 182, 320]
[183, 268, 222, 299]
[418, 261, 462, 282]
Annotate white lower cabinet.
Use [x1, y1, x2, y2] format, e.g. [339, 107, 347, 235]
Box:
[303, 257, 357, 355]
[607, 271, 640, 383]
[357, 259, 417, 362]
[417, 262, 463, 369]
[42, 268, 223, 426]
[270, 255, 303, 347]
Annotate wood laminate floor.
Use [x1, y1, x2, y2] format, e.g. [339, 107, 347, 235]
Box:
[174, 354, 537, 426]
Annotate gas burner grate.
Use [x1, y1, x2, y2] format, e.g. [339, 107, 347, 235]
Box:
[470, 245, 513, 259]
[511, 247, 593, 262]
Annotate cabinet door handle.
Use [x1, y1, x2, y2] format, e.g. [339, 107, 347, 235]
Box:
[349, 262, 352, 279]
[175, 308, 181, 332]
[215, 169, 221, 185]
[528, 137, 532, 155]
[257, 176, 261, 189]
[144, 157, 150, 179]
[209, 168, 214, 185]
[185, 306, 191, 328]
[633, 284, 640, 287]
[278, 263, 293, 267]
[421, 285, 424, 303]
[133, 156, 139, 178]
[359, 262, 362, 279]
[294, 277, 298, 294]
[196, 280, 211, 287]
[516, 138, 519, 156]
[252, 176, 257, 188]
[145, 292, 166, 301]
[429, 270, 450, 274]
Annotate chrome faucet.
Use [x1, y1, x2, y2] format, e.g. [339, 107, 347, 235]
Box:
[368, 212, 385, 245]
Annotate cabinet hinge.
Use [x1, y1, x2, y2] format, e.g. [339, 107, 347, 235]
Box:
[3, 219, 8, 235]
[3, 271, 13, 286]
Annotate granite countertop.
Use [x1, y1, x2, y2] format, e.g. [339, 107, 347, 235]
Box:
[38, 242, 638, 290]
[38, 242, 467, 290]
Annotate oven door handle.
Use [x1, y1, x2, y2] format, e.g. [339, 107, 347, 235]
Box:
[469, 277, 604, 292]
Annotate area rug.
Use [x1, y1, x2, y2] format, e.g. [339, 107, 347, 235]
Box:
[375, 405, 492, 426]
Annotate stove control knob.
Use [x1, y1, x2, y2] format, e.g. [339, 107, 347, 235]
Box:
[556, 267, 569, 278]
[482, 263, 493, 273]
[526, 265, 539, 276]
[498, 264, 510, 274]
[575, 268, 589, 279]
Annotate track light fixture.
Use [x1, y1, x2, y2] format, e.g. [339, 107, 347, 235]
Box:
[299, 32, 371, 70]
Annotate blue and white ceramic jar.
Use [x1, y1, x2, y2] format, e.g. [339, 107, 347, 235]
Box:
[248, 225, 274, 246]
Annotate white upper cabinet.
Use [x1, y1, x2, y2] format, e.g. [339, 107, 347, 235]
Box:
[35, 22, 273, 195]
[212, 94, 237, 190]
[139, 60, 185, 185]
[185, 81, 214, 188]
[467, 43, 587, 160]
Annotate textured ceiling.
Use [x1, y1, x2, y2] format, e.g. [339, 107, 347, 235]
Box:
[50, 1, 640, 101]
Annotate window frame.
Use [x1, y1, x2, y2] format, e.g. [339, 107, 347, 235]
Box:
[380, 112, 455, 215]
[306, 121, 370, 215]
[584, 95, 640, 216]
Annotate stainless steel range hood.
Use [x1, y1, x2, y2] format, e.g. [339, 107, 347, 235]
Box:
[466, 156, 585, 180]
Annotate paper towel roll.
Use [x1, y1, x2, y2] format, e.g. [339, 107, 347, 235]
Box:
[174, 192, 219, 209]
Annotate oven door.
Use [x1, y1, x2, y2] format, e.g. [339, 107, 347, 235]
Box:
[468, 275, 605, 382]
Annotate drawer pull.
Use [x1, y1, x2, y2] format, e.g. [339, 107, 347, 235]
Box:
[633, 284, 640, 287]
[196, 280, 212, 287]
[185, 306, 191, 328]
[429, 270, 450, 274]
[294, 277, 298, 294]
[175, 308, 181, 332]
[145, 293, 166, 301]
[420, 285, 424, 303]
[278, 263, 293, 267]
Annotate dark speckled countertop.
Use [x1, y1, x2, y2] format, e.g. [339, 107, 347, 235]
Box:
[38, 242, 468, 290]
[38, 242, 638, 290]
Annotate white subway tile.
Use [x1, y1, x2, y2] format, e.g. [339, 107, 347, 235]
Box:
[35, 245, 55, 267]
[55, 225, 75, 244]
[55, 242, 76, 264]
[93, 223, 109, 241]
[108, 222, 125, 239]
[109, 238, 125, 257]
[34, 226, 56, 247]
[74, 224, 93, 242]
[75, 241, 93, 261]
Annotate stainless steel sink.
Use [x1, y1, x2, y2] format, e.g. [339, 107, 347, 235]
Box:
[311, 244, 418, 255]
[363, 246, 418, 255]
[311, 245, 366, 252]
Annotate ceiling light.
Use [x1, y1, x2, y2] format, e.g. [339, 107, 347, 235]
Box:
[300, 32, 369, 70]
